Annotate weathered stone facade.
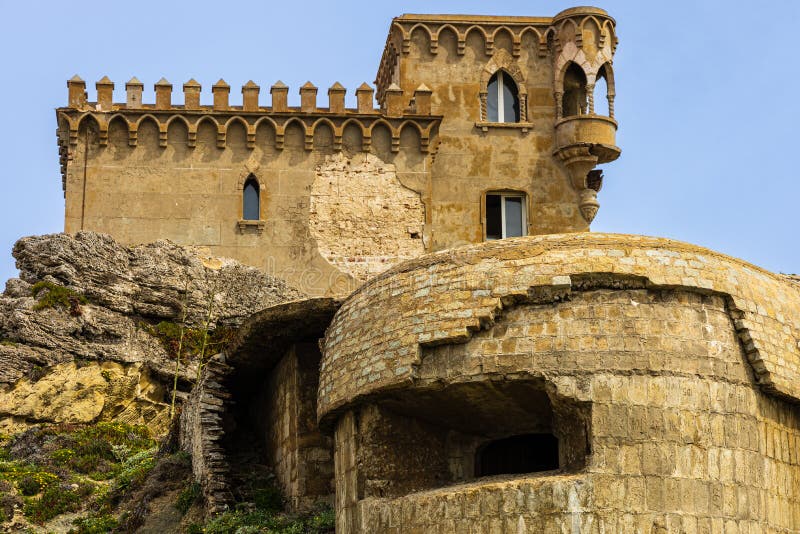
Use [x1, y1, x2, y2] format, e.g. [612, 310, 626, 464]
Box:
[44, 5, 800, 532]
[55, 7, 619, 296]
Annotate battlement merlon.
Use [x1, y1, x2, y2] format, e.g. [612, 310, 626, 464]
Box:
[60, 77, 439, 118]
[55, 77, 442, 192]
[375, 7, 617, 105]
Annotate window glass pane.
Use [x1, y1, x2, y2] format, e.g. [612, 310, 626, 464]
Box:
[486, 194, 502, 240]
[504, 196, 524, 237]
[501, 72, 520, 123]
[487, 75, 499, 122]
[243, 180, 259, 220]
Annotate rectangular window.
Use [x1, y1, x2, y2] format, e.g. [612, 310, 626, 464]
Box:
[485, 193, 527, 240]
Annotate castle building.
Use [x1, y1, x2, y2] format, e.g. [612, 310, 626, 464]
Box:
[57, 7, 800, 533]
[56, 7, 618, 296]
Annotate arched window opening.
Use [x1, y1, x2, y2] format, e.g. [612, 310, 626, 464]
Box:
[562, 63, 588, 117]
[594, 65, 610, 116]
[475, 433, 559, 477]
[243, 177, 260, 221]
[487, 71, 520, 123]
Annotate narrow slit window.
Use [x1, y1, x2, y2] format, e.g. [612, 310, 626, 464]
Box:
[487, 71, 520, 123]
[485, 193, 527, 240]
[243, 177, 260, 221]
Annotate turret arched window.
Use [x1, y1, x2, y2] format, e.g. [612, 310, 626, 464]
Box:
[487, 71, 520, 123]
[562, 63, 588, 117]
[243, 176, 260, 221]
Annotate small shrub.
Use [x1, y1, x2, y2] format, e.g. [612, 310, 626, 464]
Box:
[252, 485, 283, 513]
[307, 504, 335, 532]
[50, 447, 76, 465]
[0, 339, 17, 347]
[113, 448, 157, 492]
[202, 509, 279, 534]
[0, 482, 20, 523]
[69, 512, 119, 534]
[141, 321, 237, 360]
[23, 485, 81, 524]
[175, 481, 201, 515]
[31, 281, 87, 315]
[0, 463, 59, 494]
[16, 474, 43, 496]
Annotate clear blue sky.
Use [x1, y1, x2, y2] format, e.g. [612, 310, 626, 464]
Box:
[1, 0, 798, 285]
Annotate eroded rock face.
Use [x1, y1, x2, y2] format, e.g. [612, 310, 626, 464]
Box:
[0, 231, 304, 434]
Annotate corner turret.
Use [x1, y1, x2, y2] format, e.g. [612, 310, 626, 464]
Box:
[550, 6, 620, 223]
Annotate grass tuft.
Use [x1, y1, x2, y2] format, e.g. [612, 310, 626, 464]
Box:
[30, 281, 87, 315]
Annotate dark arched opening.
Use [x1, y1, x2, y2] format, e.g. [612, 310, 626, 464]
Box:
[562, 63, 588, 117]
[243, 176, 260, 221]
[475, 433, 559, 477]
[594, 64, 610, 116]
[487, 71, 520, 123]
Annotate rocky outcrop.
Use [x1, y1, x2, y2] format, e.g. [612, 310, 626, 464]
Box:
[0, 231, 304, 434]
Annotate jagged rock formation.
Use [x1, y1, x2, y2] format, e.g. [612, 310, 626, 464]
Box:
[0, 231, 304, 434]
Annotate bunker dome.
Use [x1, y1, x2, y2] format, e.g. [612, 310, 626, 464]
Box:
[318, 233, 800, 532]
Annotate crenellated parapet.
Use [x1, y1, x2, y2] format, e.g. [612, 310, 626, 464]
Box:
[56, 76, 441, 191]
[377, 14, 554, 105]
[377, 10, 616, 103]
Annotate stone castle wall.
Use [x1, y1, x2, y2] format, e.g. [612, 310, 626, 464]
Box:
[260, 343, 334, 511]
[62, 105, 431, 297]
[57, 9, 621, 297]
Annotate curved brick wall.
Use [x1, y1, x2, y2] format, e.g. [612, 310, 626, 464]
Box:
[355, 289, 800, 531]
[319, 233, 800, 532]
[319, 233, 800, 420]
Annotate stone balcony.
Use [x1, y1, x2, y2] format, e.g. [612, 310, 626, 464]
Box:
[553, 114, 621, 193]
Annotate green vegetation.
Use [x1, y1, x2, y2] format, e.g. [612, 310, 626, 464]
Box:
[186, 468, 334, 533]
[30, 280, 88, 314]
[198, 504, 335, 534]
[69, 512, 119, 534]
[141, 321, 236, 363]
[0, 421, 333, 532]
[176, 481, 202, 514]
[0, 422, 156, 526]
[22, 483, 87, 523]
[140, 315, 236, 420]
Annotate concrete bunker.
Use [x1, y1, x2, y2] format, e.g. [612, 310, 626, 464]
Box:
[334, 378, 590, 502]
